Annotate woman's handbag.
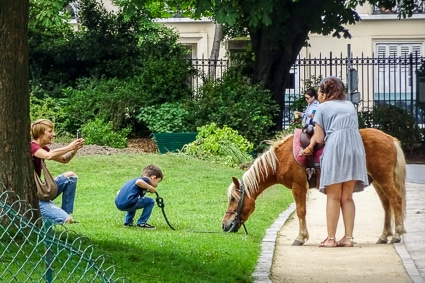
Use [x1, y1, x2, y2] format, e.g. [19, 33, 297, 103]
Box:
[34, 160, 58, 201]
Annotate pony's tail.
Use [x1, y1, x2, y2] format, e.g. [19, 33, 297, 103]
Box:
[393, 138, 406, 220]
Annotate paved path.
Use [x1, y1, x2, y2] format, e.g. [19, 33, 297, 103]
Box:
[253, 164, 425, 283]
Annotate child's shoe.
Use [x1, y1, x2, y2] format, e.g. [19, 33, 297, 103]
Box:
[137, 223, 156, 230]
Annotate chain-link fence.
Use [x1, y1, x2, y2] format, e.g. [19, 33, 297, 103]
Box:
[0, 190, 130, 283]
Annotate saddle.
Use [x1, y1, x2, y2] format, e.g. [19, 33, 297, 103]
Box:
[293, 127, 324, 189]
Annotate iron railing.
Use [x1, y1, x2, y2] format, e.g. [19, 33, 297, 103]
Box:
[187, 52, 425, 129]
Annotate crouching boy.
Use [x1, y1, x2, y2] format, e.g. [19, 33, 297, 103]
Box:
[115, 164, 163, 229]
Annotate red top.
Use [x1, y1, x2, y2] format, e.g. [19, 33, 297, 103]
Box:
[31, 141, 50, 176]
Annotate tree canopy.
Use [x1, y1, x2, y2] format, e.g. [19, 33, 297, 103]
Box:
[115, 0, 417, 129]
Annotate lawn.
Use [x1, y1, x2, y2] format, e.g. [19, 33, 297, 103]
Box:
[45, 153, 294, 282]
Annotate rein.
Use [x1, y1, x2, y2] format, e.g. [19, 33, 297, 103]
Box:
[226, 181, 248, 235]
[155, 192, 176, 230]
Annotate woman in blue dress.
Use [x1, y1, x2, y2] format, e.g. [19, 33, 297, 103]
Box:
[313, 77, 369, 248]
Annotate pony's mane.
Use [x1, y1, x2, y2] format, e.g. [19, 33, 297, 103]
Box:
[240, 134, 292, 198]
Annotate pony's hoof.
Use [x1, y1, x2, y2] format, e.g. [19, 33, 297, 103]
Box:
[376, 238, 388, 244]
[292, 240, 305, 246]
[390, 237, 401, 244]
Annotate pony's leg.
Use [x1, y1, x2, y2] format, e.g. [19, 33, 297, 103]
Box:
[361, 129, 407, 244]
[372, 182, 392, 244]
[291, 185, 309, 246]
[381, 184, 406, 244]
[372, 179, 406, 243]
[390, 142, 407, 244]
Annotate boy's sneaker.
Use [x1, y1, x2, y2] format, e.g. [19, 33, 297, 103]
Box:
[136, 223, 156, 230]
[123, 223, 134, 227]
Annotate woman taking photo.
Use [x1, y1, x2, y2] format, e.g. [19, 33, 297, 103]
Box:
[31, 119, 85, 224]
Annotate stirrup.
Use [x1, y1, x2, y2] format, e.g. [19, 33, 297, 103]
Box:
[306, 168, 316, 180]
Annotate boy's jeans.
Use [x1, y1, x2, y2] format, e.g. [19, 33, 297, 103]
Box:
[124, 197, 155, 225]
[39, 174, 78, 224]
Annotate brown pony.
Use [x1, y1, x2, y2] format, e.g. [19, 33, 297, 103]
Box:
[222, 128, 406, 245]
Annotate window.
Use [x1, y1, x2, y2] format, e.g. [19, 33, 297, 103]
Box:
[66, 2, 80, 23]
[374, 42, 424, 123]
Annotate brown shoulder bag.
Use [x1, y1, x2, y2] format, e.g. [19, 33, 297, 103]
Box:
[34, 160, 58, 201]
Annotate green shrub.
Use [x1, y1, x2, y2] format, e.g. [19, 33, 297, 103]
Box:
[358, 104, 422, 152]
[81, 118, 130, 149]
[63, 77, 146, 133]
[192, 67, 278, 149]
[29, 0, 196, 138]
[30, 92, 69, 136]
[182, 123, 253, 167]
[136, 56, 195, 104]
[136, 102, 196, 133]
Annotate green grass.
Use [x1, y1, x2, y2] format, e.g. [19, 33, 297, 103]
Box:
[45, 153, 294, 282]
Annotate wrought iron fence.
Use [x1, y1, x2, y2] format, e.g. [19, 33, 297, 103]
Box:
[188, 51, 425, 129]
[187, 57, 229, 92]
[0, 189, 130, 283]
[284, 52, 425, 128]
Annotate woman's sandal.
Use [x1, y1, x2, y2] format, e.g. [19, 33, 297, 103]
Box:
[301, 146, 314, 156]
[337, 236, 355, 247]
[319, 237, 337, 247]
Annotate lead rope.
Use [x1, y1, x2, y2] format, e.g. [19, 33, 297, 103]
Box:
[155, 192, 176, 230]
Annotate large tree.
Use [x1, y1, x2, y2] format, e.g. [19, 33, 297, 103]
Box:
[0, 1, 39, 213]
[0, 0, 70, 214]
[118, 0, 416, 130]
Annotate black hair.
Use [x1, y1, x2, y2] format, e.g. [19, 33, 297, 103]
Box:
[305, 88, 318, 100]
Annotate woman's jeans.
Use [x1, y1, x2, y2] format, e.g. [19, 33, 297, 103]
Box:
[39, 174, 78, 224]
[124, 197, 155, 225]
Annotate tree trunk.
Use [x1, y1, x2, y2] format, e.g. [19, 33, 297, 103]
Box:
[0, 1, 40, 218]
[250, 28, 309, 131]
[208, 23, 223, 80]
[248, 0, 322, 131]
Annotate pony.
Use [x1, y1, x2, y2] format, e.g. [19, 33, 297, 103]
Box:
[222, 128, 406, 245]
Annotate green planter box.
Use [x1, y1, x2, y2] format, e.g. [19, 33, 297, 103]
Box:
[152, 132, 197, 154]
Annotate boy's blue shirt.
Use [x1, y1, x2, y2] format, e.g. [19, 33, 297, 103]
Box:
[115, 177, 151, 210]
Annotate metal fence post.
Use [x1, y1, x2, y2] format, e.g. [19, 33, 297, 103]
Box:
[43, 220, 53, 283]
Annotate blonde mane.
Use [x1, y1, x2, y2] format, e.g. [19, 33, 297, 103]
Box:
[241, 135, 291, 198]
[227, 134, 291, 200]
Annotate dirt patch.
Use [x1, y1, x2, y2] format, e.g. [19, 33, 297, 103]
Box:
[50, 138, 158, 156]
[125, 138, 158, 154]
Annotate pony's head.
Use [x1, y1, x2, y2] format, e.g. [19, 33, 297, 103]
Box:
[222, 177, 256, 233]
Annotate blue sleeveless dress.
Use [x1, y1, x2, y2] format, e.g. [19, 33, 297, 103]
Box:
[313, 100, 369, 194]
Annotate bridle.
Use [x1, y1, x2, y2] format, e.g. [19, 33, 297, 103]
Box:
[225, 180, 248, 234]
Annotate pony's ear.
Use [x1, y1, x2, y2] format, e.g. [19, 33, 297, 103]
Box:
[232, 177, 240, 188]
